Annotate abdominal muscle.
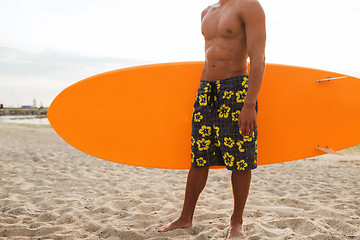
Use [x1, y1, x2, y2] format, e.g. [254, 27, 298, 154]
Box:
[201, 37, 248, 81]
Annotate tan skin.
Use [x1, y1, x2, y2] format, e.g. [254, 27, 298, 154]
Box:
[158, 0, 266, 238]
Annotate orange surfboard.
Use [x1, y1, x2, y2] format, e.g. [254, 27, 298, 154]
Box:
[48, 62, 360, 169]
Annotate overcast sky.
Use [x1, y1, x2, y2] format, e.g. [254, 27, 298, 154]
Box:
[0, 0, 359, 107]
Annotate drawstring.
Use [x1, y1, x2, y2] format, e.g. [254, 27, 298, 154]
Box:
[208, 81, 218, 108]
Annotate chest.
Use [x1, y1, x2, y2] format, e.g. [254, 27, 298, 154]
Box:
[201, 7, 244, 39]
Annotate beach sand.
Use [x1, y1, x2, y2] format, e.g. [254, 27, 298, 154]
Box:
[0, 122, 359, 239]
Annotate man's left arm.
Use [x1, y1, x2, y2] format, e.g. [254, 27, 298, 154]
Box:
[238, 0, 266, 136]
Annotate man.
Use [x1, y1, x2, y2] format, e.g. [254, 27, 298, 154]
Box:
[159, 0, 266, 238]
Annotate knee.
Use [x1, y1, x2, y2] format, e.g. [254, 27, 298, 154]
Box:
[232, 170, 251, 177]
[190, 166, 209, 174]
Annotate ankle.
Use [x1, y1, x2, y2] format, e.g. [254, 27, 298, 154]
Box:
[178, 214, 193, 224]
[230, 216, 243, 225]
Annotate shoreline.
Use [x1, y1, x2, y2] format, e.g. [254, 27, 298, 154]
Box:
[0, 107, 48, 116]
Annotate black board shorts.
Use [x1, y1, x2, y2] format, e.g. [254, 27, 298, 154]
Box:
[191, 76, 258, 171]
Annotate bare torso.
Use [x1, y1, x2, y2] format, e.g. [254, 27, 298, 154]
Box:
[201, 1, 248, 81]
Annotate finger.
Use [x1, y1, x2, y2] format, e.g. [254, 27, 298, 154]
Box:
[247, 125, 251, 136]
[242, 123, 249, 136]
[240, 122, 247, 135]
[249, 123, 254, 135]
[239, 120, 245, 135]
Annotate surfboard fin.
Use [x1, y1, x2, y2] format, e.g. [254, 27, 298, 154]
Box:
[314, 146, 344, 155]
[316, 76, 348, 82]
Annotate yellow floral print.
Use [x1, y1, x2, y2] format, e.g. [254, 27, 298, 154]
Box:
[236, 90, 247, 103]
[213, 126, 220, 137]
[223, 152, 234, 167]
[237, 160, 248, 171]
[242, 77, 249, 87]
[215, 139, 221, 147]
[193, 112, 203, 122]
[199, 94, 207, 106]
[243, 132, 255, 142]
[191, 152, 195, 163]
[196, 138, 211, 151]
[223, 91, 234, 99]
[232, 110, 241, 122]
[191, 136, 195, 146]
[204, 83, 210, 93]
[196, 157, 207, 166]
[224, 137, 235, 148]
[243, 136, 252, 142]
[255, 140, 258, 153]
[199, 125, 211, 137]
[236, 140, 245, 152]
[216, 81, 221, 91]
[218, 104, 231, 118]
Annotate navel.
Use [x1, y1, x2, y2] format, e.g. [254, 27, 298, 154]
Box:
[227, 29, 232, 34]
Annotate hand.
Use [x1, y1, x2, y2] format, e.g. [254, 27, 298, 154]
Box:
[238, 105, 257, 136]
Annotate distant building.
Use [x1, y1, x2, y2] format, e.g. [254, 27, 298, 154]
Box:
[0, 104, 3, 109]
[21, 105, 33, 108]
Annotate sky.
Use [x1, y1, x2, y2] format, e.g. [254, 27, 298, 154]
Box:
[0, 0, 359, 107]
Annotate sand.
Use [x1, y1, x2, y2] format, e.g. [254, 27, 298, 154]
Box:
[0, 121, 359, 239]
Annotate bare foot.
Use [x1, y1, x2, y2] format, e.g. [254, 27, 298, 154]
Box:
[227, 222, 245, 239]
[158, 217, 192, 232]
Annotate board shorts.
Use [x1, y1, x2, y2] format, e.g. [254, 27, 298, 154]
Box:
[191, 76, 258, 171]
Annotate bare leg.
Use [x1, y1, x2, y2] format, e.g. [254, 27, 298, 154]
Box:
[227, 170, 251, 239]
[158, 166, 209, 232]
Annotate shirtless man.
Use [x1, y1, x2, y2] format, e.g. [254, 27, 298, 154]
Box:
[159, 0, 266, 238]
